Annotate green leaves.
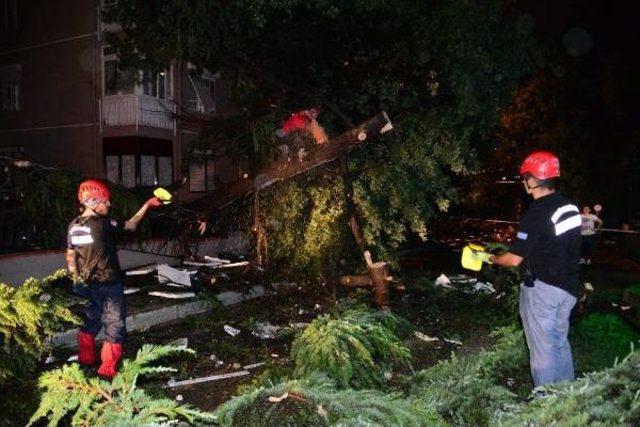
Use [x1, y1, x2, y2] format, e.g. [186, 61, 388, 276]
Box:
[0, 270, 79, 385]
[291, 308, 411, 389]
[28, 345, 215, 427]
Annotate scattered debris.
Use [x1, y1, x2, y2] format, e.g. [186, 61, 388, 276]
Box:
[271, 353, 280, 358]
[165, 370, 250, 388]
[414, 331, 439, 342]
[268, 393, 289, 403]
[209, 354, 218, 362]
[469, 281, 496, 294]
[215, 360, 225, 367]
[243, 362, 265, 370]
[124, 287, 140, 295]
[232, 362, 242, 370]
[67, 355, 78, 362]
[384, 371, 393, 380]
[45, 355, 55, 364]
[157, 264, 192, 287]
[317, 404, 328, 417]
[39, 293, 52, 302]
[125, 266, 156, 276]
[444, 337, 462, 346]
[449, 274, 477, 285]
[169, 337, 188, 347]
[223, 325, 241, 336]
[252, 321, 280, 339]
[314, 303, 321, 310]
[434, 274, 453, 289]
[175, 395, 184, 402]
[290, 322, 310, 329]
[621, 305, 631, 311]
[148, 291, 196, 299]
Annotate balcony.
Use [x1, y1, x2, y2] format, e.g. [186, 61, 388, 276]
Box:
[101, 94, 175, 130]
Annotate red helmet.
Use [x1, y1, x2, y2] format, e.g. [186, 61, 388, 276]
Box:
[77, 179, 111, 204]
[520, 151, 560, 180]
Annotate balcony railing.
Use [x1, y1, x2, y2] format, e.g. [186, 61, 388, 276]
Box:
[101, 94, 175, 130]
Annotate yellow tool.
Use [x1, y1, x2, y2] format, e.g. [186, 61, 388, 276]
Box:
[461, 243, 491, 271]
[153, 187, 173, 204]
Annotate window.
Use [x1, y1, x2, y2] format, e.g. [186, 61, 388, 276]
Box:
[189, 157, 215, 192]
[142, 69, 169, 99]
[103, 48, 134, 96]
[186, 73, 215, 113]
[0, 64, 20, 112]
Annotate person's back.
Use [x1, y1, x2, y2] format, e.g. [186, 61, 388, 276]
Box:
[516, 192, 582, 297]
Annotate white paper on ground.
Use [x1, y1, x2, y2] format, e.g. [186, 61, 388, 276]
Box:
[434, 274, 453, 288]
[414, 331, 439, 342]
[148, 291, 196, 299]
[223, 325, 241, 336]
[157, 264, 191, 287]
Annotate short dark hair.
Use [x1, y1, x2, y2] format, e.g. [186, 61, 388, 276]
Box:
[524, 173, 556, 190]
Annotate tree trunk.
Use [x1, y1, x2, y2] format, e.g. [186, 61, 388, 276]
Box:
[188, 112, 392, 212]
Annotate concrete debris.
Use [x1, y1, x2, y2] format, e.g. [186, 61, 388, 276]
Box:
[169, 337, 188, 347]
[124, 287, 140, 295]
[125, 266, 156, 276]
[434, 274, 453, 288]
[157, 264, 192, 287]
[148, 291, 196, 299]
[252, 322, 280, 339]
[414, 331, 439, 342]
[223, 325, 241, 336]
[166, 370, 250, 388]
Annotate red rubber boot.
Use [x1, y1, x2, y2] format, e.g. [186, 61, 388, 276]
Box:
[97, 342, 123, 379]
[77, 331, 96, 366]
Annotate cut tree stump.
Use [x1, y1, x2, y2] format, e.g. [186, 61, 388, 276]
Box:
[340, 251, 399, 310]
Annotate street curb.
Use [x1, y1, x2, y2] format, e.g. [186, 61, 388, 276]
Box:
[51, 285, 269, 348]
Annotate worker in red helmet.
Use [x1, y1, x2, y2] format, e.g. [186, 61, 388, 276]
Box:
[66, 179, 163, 378]
[470, 151, 582, 392]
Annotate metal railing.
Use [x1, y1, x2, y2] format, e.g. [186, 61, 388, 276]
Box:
[101, 94, 175, 130]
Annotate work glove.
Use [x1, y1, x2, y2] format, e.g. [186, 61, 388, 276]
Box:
[144, 197, 163, 209]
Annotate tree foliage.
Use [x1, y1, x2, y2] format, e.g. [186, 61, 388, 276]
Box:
[0, 269, 79, 385]
[291, 308, 411, 389]
[29, 345, 216, 427]
[105, 0, 540, 273]
[214, 373, 444, 427]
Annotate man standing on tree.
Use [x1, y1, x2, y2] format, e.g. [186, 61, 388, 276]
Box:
[472, 151, 582, 390]
[66, 179, 162, 378]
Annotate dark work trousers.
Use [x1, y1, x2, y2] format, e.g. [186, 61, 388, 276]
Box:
[580, 234, 596, 260]
[74, 282, 126, 343]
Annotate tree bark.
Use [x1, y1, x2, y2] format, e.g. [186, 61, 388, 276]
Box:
[188, 111, 392, 212]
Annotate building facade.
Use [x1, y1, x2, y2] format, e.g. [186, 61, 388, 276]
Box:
[0, 0, 238, 201]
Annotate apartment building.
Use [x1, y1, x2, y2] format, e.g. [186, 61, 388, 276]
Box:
[0, 0, 239, 200]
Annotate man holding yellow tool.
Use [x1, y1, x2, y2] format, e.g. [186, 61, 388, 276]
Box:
[66, 180, 171, 378]
[463, 151, 582, 391]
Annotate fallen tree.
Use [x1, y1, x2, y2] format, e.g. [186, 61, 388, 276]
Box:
[188, 111, 392, 212]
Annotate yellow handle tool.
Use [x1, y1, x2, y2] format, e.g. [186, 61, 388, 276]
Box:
[153, 187, 173, 204]
[461, 243, 488, 272]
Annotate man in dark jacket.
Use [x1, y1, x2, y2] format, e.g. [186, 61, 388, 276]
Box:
[66, 179, 162, 378]
[472, 151, 582, 389]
